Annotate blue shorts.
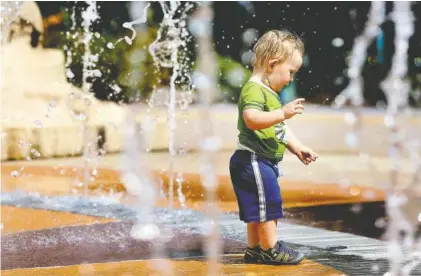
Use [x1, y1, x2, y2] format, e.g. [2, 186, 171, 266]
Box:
[229, 150, 283, 223]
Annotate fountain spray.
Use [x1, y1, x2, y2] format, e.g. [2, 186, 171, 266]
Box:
[338, 1, 418, 274]
[189, 3, 221, 275]
[379, 2, 417, 275]
[119, 2, 175, 275]
[333, 2, 386, 186]
[0, 1, 23, 44]
[149, 1, 195, 209]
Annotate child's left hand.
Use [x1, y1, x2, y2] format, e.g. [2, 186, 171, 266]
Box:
[295, 146, 318, 165]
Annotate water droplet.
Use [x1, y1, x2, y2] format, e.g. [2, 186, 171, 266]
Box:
[346, 133, 358, 147]
[227, 67, 246, 87]
[344, 112, 357, 125]
[349, 186, 360, 196]
[414, 57, 421, 68]
[200, 136, 222, 152]
[176, 173, 184, 184]
[11, 170, 19, 177]
[384, 115, 395, 128]
[30, 148, 41, 158]
[66, 69, 75, 79]
[18, 140, 30, 148]
[332, 37, 344, 47]
[131, 223, 160, 240]
[362, 190, 376, 200]
[34, 120, 42, 129]
[368, 265, 381, 274]
[334, 76, 344, 85]
[350, 204, 362, 213]
[242, 28, 259, 45]
[375, 217, 387, 228]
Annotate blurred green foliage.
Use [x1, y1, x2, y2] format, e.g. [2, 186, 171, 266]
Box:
[41, 3, 251, 105]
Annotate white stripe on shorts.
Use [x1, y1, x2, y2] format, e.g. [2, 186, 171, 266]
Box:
[251, 152, 266, 222]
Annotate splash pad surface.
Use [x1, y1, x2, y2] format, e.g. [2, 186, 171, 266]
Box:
[2, 155, 417, 275]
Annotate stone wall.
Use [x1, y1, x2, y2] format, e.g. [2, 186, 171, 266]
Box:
[2, 104, 420, 160]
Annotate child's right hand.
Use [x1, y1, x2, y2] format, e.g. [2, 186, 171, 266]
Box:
[282, 98, 305, 119]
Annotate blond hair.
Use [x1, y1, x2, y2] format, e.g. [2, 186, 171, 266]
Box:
[251, 29, 304, 68]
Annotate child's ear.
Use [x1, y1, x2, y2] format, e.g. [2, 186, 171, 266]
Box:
[267, 59, 278, 72]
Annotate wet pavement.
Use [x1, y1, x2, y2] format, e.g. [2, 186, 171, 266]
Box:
[1, 153, 420, 275]
[2, 190, 421, 275]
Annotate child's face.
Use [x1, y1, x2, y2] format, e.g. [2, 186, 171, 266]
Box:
[266, 51, 303, 92]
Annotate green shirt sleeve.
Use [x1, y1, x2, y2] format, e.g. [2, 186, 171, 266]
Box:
[240, 83, 265, 111]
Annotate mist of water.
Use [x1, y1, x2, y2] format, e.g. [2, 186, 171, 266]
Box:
[0, 1, 23, 43]
[189, 3, 222, 274]
[148, 1, 195, 209]
[337, 1, 418, 275]
[379, 2, 418, 275]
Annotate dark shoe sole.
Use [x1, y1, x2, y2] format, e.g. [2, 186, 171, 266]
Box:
[261, 254, 305, 265]
[244, 259, 261, 264]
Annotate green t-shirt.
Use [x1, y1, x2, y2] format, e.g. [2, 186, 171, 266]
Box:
[237, 81, 287, 161]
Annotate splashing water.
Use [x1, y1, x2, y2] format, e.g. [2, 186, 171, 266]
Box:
[0, 1, 23, 43]
[334, 1, 386, 108]
[116, 3, 173, 275]
[110, 2, 151, 48]
[379, 2, 418, 276]
[64, 4, 77, 79]
[339, 1, 418, 275]
[189, 3, 221, 275]
[332, 2, 386, 189]
[78, 1, 101, 196]
[238, 1, 255, 15]
[148, 1, 195, 209]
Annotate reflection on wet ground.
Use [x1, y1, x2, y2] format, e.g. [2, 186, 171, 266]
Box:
[285, 201, 386, 240]
[2, 192, 421, 275]
[1, 162, 421, 275]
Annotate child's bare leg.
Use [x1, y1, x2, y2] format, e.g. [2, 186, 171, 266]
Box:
[257, 219, 278, 250]
[247, 222, 259, 248]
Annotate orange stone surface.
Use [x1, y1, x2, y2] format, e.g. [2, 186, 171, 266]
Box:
[2, 256, 345, 276]
[1, 206, 113, 234]
[1, 164, 385, 210]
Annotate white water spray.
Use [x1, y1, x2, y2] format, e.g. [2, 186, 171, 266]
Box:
[379, 2, 418, 275]
[338, 1, 419, 274]
[189, 3, 222, 274]
[0, 1, 23, 43]
[149, 1, 195, 209]
[332, 2, 386, 187]
[109, 3, 151, 48]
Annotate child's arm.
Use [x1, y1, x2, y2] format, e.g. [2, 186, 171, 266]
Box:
[243, 108, 285, 130]
[285, 125, 318, 165]
[243, 98, 305, 130]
